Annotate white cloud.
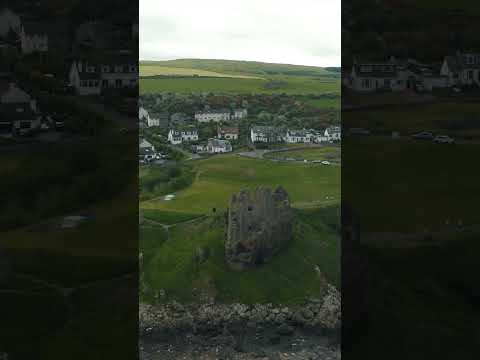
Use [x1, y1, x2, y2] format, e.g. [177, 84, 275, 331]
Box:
[140, 0, 340, 67]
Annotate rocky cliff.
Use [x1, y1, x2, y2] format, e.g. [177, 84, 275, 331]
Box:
[225, 186, 293, 270]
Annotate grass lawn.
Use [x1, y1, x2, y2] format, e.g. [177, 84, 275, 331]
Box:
[140, 206, 340, 305]
[265, 146, 341, 162]
[140, 154, 340, 215]
[141, 209, 200, 225]
[343, 136, 480, 233]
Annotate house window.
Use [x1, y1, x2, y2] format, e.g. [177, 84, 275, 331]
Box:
[114, 65, 123, 73]
[361, 79, 371, 88]
[384, 79, 391, 87]
[360, 65, 373, 72]
[467, 70, 474, 80]
[102, 79, 108, 88]
[115, 79, 122, 88]
[102, 65, 110, 73]
[86, 66, 95, 73]
[129, 65, 136, 72]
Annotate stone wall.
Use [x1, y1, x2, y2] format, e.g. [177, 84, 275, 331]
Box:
[225, 186, 293, 270]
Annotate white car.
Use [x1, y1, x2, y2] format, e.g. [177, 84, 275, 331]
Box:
[433, 135, 454, 144]
[321, 161, 331, 165]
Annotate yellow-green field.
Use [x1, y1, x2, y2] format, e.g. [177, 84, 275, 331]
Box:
[140, 65, 263, 79]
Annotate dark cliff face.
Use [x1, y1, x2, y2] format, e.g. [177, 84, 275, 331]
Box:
[225, 186, 293, 271]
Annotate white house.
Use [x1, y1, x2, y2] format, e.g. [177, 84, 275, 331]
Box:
[441, 51, 480, 87]
[168, 128, 199, 144]
[195, 110, 231, 123]
[285, 129, 309, 143]
[0, 82, 40, 137]
[350, 59, 407, 92]
[217, 125, 239, 140]
[207, 138, 232, 153]
[250, 126, 284, 143]
[232, 108, 248, 120]
[324, 126, 341, 141]
[139, 138, 155, 152]
[0, 8, 21, 38]
[68, 55, 138, 95]
[139, 106, 149, 121]
[19, 22, 48, 54]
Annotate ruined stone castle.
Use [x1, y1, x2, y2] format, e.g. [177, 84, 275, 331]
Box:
[225, 186, 293, 270]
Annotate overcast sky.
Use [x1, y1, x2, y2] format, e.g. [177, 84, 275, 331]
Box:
[140, 0, 341, 67]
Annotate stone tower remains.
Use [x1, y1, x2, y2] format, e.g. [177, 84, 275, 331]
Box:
[225, 186, 293, 270]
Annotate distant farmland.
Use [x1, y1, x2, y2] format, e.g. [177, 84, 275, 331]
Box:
[140, 76, 340, 95]
[139, 65, 263, 79]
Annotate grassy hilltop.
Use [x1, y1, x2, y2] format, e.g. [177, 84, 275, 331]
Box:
[139, 58, 341, 95]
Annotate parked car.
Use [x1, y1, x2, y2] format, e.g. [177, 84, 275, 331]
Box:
[349, 128, 370, 135]
[433, 135, 454, 144]
[321, 161, 331, 165]
[412, 131, 434, 140]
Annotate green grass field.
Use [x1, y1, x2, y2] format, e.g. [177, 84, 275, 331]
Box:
[140, 76, 340, 95]
[140, 154, 340, 215]
[140, 206, 340, 305]
[265, 146, 341, 162]
[343, 136, 480, 234]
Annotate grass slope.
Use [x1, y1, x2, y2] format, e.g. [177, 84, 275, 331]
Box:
[140, 59, 336, 77]
[140, 206, 340, 305]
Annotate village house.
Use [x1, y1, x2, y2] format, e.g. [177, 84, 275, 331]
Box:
[0, 8, 21, 39]
[192, 143, 207, 153]
[285, 129, 309, 143]
[349, 59, 407, 92]
[139, 137, 155, 152]
[167, 128, 199, 145]
[324, 126, 341, 141]
[170, 112, 190, 125]
[195, 109, 231, 123]
[68, 53, 138, 95]
[217, 125, 239, 140]
[147, 111, 168, 127]
[284, 129, 329, 144]
[0, 81, 40, 137]
[250, 126, 284, 143]
[207, 138, 232, 153]
[19, 22, 48, 54]
[232, 108, 248, 120]
[441, 51, 480, 87]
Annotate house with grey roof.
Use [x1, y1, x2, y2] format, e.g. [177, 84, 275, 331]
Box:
[324, 126, 341, 141]
[349, 59, 407, 92]
[250, 126, 285, 143]
[207, 138, 232, 153]
[195, 109, 231, 123]
[168, 128, 199, 145]
[0, 81, 40, 137]
[68, 53, 138, 95]
[441, 51, 480, 87]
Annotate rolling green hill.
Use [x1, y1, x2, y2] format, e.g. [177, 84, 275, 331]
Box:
[140, 58, 339, 78]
